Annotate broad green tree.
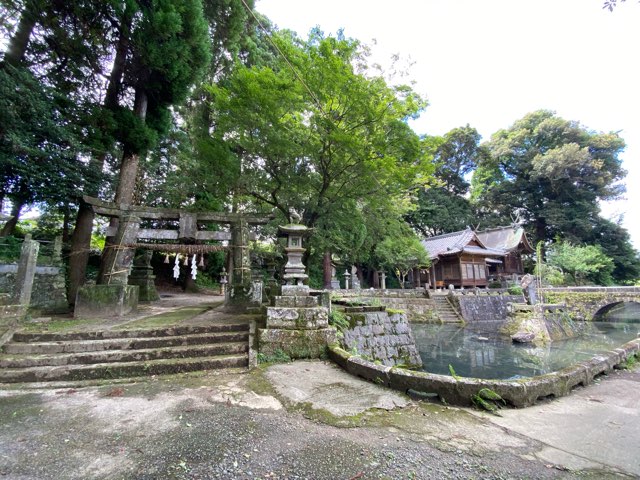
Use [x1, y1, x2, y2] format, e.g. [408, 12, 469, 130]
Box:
[374, 229, 429, 288]
[201, 30, 433, 280]
[590, 217, 640, 284]
[546, 240, 614, 286]
[472, 110, 626, 244]
[407, 126, 485, 237]
[205, 30, 430, 221]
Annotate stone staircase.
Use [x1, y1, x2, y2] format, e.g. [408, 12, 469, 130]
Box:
[0, 323, 249, 384]
[432, 295, 463, 323]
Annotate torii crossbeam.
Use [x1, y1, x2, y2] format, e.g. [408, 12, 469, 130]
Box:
[83, 196, 273, 290]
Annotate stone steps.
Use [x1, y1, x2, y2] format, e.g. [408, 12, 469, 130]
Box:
[10, 323, 248, 342]
[0, 355, 248, 383]
[433, 297, 463, 323]
[4, 331, 249, 355]
[0, 342, 248, 368]
[0, 323, 249, 383]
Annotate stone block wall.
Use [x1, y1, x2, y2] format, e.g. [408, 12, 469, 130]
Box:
[356, 296, 439, 323]
[453, 294, 523, 323]
[340, 311, 422, 367]
[0, 265, 67, 313]
[331, 290, 439, 323]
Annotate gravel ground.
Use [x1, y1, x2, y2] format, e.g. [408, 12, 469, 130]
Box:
[0, 365, 625, 480]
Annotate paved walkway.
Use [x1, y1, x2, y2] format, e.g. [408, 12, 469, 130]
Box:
[1, 292, 638, 478]
[270, 360, 640, 477]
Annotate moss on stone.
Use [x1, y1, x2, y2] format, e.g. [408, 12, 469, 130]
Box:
[290, 401, 367, 428]
[118, 304, 218, 329]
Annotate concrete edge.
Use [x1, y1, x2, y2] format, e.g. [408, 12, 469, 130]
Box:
[328, 338, 640, 408]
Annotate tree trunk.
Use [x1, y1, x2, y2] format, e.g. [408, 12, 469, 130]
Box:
[97, 88, 148, 284]
[322, 250, 332, 289]
[184, 273, 199, 292]
[372, 269, 379, 289]
[3, 0, 41, 67]
[0, 199, 25, 237]
[67, 202, 95, 302]
[61, 204, 71, 242]
[67, 7, 133, 300]
[115, 89, 148, 205]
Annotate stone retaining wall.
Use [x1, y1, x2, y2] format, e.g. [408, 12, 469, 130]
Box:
[331, 289, 428, 298]
[331, 290, 438, 322]
[328, 338, 640, 408]
[356, 297, 439, 323]
[0, 264, 67, 313]
[451, 294, 523, 323]
[340, 311, 422, 367]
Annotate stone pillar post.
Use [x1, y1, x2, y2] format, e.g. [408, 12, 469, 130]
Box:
[230, 219, 251, 287]
[226, 219, 262, 310]
[52, 236, 63, 266]
[379, 271, 386, 290]
[13, 235, 39, 307]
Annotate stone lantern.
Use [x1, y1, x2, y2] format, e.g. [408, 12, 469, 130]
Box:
[219, 267, 228, 296]
[343, 269, 351, 290]
[279, 216, 312, 296]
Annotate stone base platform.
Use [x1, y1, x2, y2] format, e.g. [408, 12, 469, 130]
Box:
[258, 328, 337, 359]
[258, 287, 335, 359]
[74, 285, 139, 318]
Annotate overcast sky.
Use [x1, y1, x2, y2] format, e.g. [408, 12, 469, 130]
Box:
[256, 0, 640, 248]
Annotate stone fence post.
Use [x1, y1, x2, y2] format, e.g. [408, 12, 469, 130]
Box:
[13, 235, 39, 307]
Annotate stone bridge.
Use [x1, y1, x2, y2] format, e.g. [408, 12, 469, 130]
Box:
[541, 286, 640, 321]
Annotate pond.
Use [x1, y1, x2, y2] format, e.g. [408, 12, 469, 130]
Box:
[412, 315, 640, 380]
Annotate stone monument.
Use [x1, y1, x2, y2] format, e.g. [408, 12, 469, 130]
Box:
[520, 273, 538, 305]
[351, 265, 361, 290]
[128, 250, 160, 301]
[330, 265, 340, 289]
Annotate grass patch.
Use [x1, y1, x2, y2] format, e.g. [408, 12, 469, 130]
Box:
[257, 348, 292, 364]
[328, 309, 350, 331]
[618, 353, 639, 370]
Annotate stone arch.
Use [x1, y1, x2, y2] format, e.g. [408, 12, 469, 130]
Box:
[592, 300, 640, 322]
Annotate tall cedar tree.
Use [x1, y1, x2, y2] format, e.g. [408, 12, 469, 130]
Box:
[97, 0, 211, 284]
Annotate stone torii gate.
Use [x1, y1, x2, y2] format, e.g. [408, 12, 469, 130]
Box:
[77, 196, 273, 315]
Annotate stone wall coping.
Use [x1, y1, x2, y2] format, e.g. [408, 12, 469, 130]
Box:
[329, 289, 428, 298]
[449, 288, 514, 296]
[0, 264, 61, 275]
[328, 338, 640, 408]
[540, 286, 640, 294]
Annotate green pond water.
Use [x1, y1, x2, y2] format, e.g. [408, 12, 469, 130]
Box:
[412, 308, 639, 380]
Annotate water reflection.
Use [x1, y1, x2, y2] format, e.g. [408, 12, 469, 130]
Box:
[412, 320, 639, 380]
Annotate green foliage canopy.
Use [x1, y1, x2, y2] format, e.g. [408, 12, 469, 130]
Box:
[471, 110, 626, 245]
[546, 240, 614, 286]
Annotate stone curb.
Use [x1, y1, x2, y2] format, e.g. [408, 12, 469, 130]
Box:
[328, 338, 640, 408]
